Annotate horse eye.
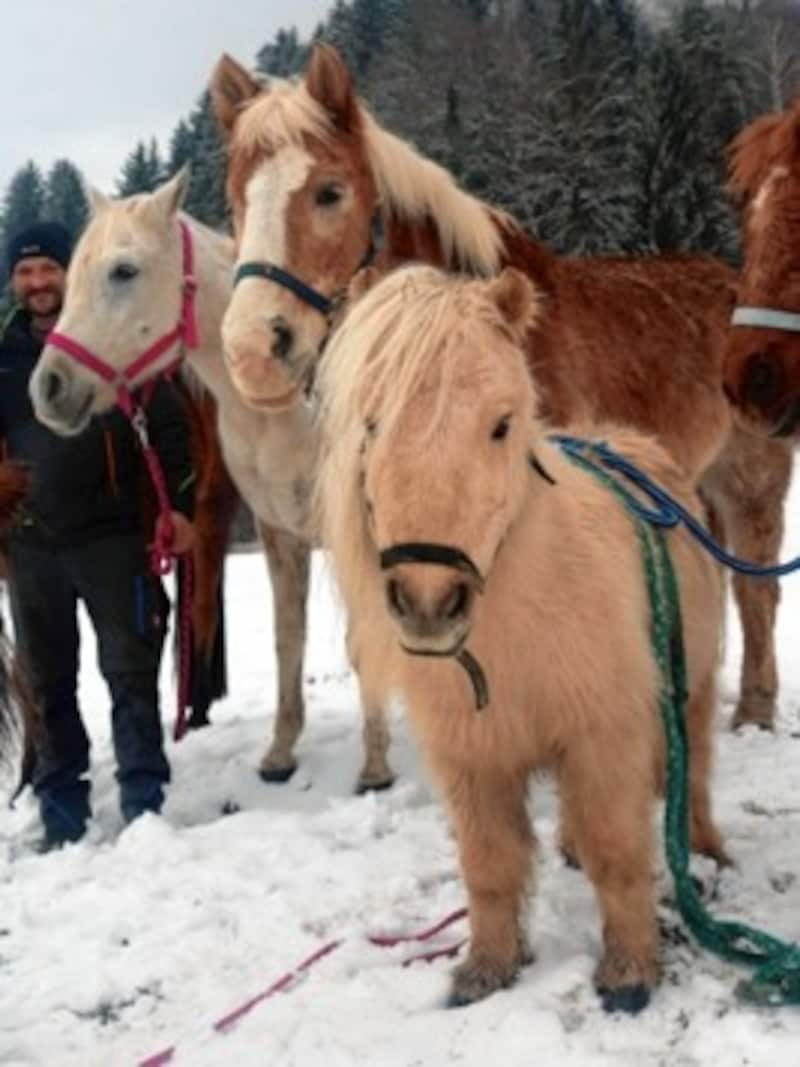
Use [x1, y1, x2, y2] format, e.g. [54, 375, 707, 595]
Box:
[315, 183, 343, 207]
[110, 263, 139, 282]
[491, 415, 511, 441]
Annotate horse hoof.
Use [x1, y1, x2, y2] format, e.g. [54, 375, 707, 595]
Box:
[258, 764, 296, 784]
[731, 704, 775, 732]
[445, 990, 473, 1009]
[355, 776, 395, 795]
[598, 983, 651, 1015]
[220, 799, 240, 816]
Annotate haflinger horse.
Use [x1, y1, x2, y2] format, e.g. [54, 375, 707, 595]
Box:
[316, 263, 728, 1014]
[209, 43, 793, 732]
[724, 97, 800, 440]
[28, 170, 394, 792]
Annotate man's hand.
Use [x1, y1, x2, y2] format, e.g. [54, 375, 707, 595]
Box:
[156, 511, 195, 556]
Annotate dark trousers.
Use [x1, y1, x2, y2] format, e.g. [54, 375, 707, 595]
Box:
[7, 533, 170, 834]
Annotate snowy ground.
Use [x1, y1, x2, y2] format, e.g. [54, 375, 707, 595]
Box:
[2, 484, 800, 1067]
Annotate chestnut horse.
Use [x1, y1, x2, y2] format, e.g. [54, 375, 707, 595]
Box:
[724, 97, 800, 440]
[209, 43, 793, 731]
[29, 173, 393, 791]
[317, 264, 727, 1013]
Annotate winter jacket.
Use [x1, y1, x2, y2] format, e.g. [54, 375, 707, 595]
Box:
[0, 307, 195, 546]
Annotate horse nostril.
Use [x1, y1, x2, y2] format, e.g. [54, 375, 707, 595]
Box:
[387, 577, 411, 619]
[438, 582, 471, 621]
[44, 370, 64, 404]
[271, 319, 294, 362]
[744, 353, 782, 409]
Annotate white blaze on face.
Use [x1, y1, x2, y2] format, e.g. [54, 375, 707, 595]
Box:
[751, 165, 789, 229]
[238, 145, 312, 270]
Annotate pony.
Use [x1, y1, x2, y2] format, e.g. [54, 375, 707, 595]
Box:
[208, 42, 793, 731]
[28, 171, 394, 792]
[316, 263, 728, 1014]
[724, 97, 800, 440]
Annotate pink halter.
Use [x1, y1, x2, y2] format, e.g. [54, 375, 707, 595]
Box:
[46, 220, 199, 417]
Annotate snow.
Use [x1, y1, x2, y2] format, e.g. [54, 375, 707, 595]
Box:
[3, 486, 800, 1067]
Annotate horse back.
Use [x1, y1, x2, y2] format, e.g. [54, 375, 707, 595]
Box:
[502, 227, 735, 480]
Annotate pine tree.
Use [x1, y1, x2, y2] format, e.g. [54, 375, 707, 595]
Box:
[182, 92, 228, 228]
[116, 138, 165, 196]
[256, 27, 307, 76]
[167, 120, 195, 176]
[1, 161, 45, 249]
[634, 0, 758, 259]
[44, 159, 88, 240]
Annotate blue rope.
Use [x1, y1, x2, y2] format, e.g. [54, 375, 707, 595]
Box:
[551, 435, 800, 579]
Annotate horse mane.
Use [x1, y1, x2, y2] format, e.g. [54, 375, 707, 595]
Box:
[728, 97, 800, 202]
[232, 79, 505, 276]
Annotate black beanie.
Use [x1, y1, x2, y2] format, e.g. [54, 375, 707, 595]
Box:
[6, 221, 73, 277]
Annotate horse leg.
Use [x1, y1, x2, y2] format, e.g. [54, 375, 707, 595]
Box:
[258, 521, 310, 782]
[561, 735, 659, 1014]
[728, 451, 791, 730]
[355, 680, 394, 793]
[685, 671, 730, 866]
[702, 431, 792, 730]
[437, 764, 534, 1006]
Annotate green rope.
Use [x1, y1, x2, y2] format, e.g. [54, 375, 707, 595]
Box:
[560, 443, 800, 1007]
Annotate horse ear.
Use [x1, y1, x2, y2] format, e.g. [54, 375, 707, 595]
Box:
[85, 184, 111, 216]
[486, 268, 540, 341]
[306, 43, 359, 131]
[147, 166, 190, 220]
[210, 53, 263, 138]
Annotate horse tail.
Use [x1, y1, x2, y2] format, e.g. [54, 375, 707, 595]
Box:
[178, 384, 240, 727]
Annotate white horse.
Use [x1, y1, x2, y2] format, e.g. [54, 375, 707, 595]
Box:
[29, 168, 394, 793]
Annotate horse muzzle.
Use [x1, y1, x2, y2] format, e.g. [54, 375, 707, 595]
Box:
[30, 357, 96, 437]
[221, 315, 316, 411]
[380, 542, 482, 652]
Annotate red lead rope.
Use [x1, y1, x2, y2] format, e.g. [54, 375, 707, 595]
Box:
[139, 908, 468, 1066]
[130, 409, 193, 742]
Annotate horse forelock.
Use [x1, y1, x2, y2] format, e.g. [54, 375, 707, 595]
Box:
[227, 80, 334, 192]
[320, 266, 534, 463]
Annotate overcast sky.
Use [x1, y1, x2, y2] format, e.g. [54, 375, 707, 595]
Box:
[0, 1, 332, 196]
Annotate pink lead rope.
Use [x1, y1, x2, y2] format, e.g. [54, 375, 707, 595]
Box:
[139, 907, 468, 1066]
[46, 220, 200, 741]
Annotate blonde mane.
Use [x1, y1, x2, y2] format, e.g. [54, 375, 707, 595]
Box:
[232, 79, 505, 276]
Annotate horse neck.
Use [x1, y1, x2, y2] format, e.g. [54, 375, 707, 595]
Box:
[380, 209, 556, 287]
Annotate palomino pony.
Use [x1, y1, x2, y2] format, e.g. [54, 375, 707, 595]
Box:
[724, 97, 800, 440]
[209, 43, 793, 731]
[317, 264, 728, 1014]
[28, 171, 394, 792]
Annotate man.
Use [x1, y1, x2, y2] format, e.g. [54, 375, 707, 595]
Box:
[0, 221, 196, 849]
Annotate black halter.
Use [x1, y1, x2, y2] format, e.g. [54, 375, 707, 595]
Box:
[233, 211, 386, 320]
[234, 262, 333, 316]
[379, 542, 484, 588]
